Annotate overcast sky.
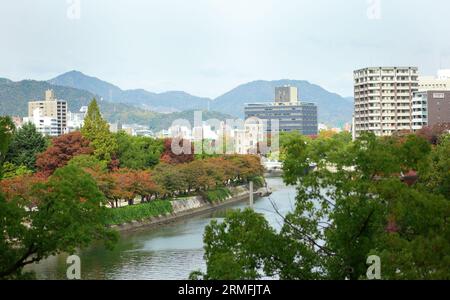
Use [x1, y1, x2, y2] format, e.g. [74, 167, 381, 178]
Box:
[1, 0, 450, 98]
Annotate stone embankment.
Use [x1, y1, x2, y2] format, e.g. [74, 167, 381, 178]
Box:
[112, 185, 272, 232]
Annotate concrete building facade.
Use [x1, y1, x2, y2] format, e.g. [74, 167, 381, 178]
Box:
[25, 90, 68, 136]
[244, 86, 318, 135]
[353, 67, 419, 137]
[412, 90, 450, 130]
[419, 69, 450, 91]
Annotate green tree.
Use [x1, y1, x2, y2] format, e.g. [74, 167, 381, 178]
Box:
[197, 132, 450, 280]
[81, 99, 118, 162]
[0, 165, 118, 279]
[67, 154, 108, 173]
[196, 209, 280, 280]
[114, 131, 163, 169]
[5, 122, 48, 171]
[0, 116, 15, 178]
[418, 134, 450, 199]
[1, 162, 32, 179]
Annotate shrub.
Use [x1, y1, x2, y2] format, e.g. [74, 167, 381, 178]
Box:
[249, 176, 265, 188]
[106, 200, 173, 225]
[204, 187, 231, 203]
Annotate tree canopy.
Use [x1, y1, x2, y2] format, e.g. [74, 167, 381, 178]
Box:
[36, 131, 93, 177]
[196, 131, 450, 280]
[5, 122, 48, 171]
[0, 165, 118, 279]
[0, 116, 15, 178]
[114, 131, 163, 169]
[81, 99, 118, 163]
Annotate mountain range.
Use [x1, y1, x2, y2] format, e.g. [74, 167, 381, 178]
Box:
[1, 70, 354, 128]
[0, 78, 230, 131]
[48, 71, 210, 113]
[210, 79, 353, 126]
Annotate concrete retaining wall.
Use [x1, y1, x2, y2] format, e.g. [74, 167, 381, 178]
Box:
[171, 196, 205, 214]
[111, 186, 271, 233]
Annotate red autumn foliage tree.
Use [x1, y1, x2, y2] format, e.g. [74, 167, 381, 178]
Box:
[160, 138, 194, 164]
[416, 122, 450, 145]
[36, 131, 93, 177]
[109, 169, 136, 207]
[131, 170, 161, 203]
[0, 174, 46, 206]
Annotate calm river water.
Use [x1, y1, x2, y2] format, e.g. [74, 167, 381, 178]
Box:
[28, 177, 296, 280]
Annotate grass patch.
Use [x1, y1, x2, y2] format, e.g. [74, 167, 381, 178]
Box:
[204, 187, 232, 203]
[106, 200, 173, 225]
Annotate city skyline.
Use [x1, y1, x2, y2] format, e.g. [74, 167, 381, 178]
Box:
[2, 0, 450, 99]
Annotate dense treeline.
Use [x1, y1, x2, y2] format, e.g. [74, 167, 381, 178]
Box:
[0, 100, 263, 207]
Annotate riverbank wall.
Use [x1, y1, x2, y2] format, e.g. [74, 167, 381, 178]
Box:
[110, 185, 272, 233]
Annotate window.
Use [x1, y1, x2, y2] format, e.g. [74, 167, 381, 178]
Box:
[433, 93, 445, 99]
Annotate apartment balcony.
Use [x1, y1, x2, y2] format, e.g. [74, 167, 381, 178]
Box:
[412, 118, 426, 123]
[412, 104, 427, 110]
[412, 113, 426, 120]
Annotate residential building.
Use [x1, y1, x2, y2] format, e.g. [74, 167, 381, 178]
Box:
[25, 90, 67, 136]
[244, 86, 318, 135]
[192, 124, 218, 141]
[11, 116, 23, 129]
[67, 106, 88, 132]
[343, 123, 352, 132]
[419, 69, 450, 91]
[353, 67, 419, 137]
[318, 123, 329, 132]
[109, 121, 123, 133]
[135, 129, 154, 137]
[412, 90, 450, 130]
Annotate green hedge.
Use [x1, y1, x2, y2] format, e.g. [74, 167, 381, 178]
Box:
[106, 200, 173, 225]
[204, 187, 232, 203]
[250, 176, 265, 188]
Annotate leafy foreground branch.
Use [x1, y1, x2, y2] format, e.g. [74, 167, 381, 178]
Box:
[193, 132, 450, 280]
[0, 165, 118, 279]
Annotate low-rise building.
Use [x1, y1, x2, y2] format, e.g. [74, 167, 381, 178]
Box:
[67, 106, 88, 132]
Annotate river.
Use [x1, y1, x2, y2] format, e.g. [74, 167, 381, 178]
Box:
[28, 177, 296, 280]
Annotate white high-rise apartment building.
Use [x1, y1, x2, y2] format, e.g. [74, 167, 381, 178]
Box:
[353, 67, 419, 137]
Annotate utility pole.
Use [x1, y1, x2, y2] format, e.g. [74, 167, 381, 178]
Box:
[249, 181, 254, 209]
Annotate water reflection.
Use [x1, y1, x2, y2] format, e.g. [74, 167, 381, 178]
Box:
[28, 177, 296, 280]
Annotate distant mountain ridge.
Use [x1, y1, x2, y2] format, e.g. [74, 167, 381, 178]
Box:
[49, 71, 353, 126]
[0, 78, 161, 123]
[48, 71, 210, 113]
[0, 77, 232, 131]
[211, 79, 353, 126]
[1, 71, 353, 127]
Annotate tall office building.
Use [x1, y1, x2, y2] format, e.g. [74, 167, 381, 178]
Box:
[353, 67, 419, 137]
[24, 90, 68, 136]
[244, 86, 318, 135]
